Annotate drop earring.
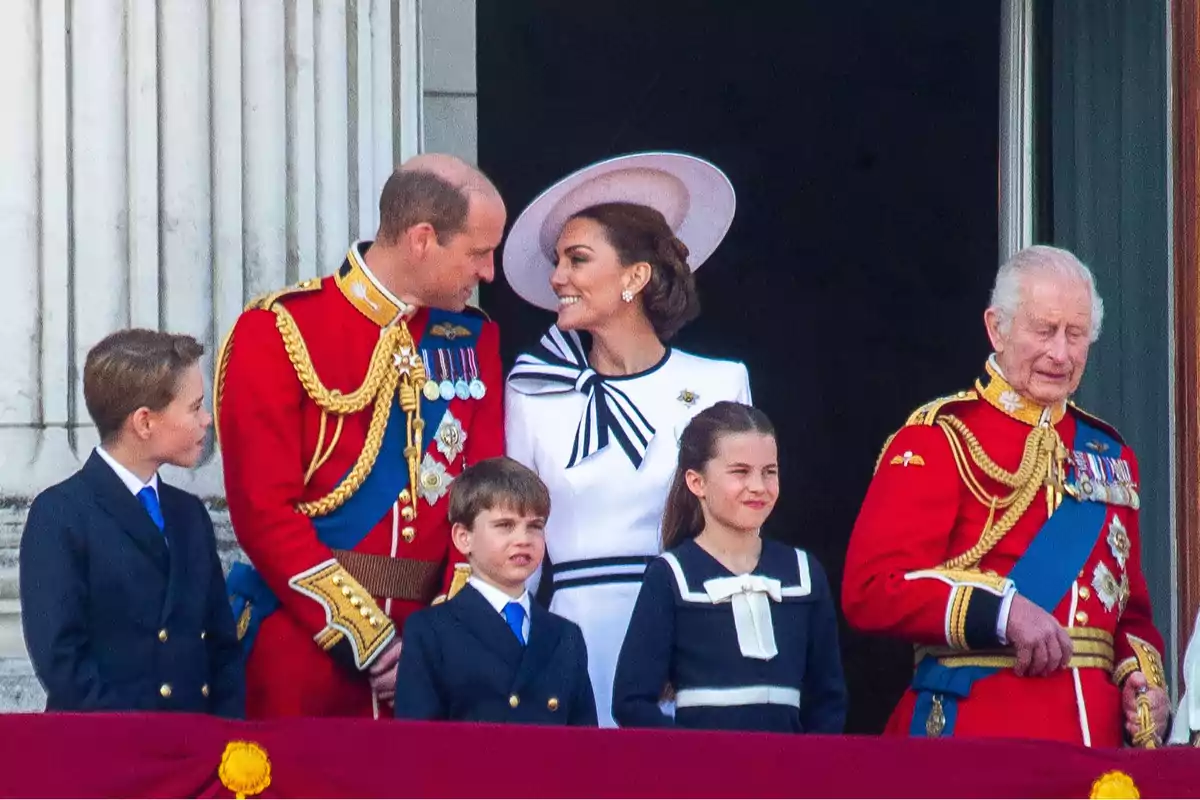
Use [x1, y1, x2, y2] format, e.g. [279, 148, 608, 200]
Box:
[621, 289, 634, 303]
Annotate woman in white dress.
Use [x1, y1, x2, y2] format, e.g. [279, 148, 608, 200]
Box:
[502, 152, 751, 726]
[1170, 611, 1200, 745]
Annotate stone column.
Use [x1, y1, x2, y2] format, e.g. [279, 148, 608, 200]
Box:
[0, 0, 476, 711]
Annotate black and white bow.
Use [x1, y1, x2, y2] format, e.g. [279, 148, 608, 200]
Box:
[508, 326, 656, 469]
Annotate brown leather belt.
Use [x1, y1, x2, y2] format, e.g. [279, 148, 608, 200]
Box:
[916, 627, 1115, 671]
[332, 550, 441, 603]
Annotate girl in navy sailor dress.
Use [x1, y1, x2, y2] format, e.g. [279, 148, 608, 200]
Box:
[612, 402, 848, 733]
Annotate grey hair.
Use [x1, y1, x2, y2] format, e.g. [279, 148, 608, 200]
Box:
[988, 245, 1105, 342]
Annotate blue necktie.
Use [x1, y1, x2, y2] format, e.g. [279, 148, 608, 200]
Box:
[137, 486, 165, 533]
[503, 601, 526, 646]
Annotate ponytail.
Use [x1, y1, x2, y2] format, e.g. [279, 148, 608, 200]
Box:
[661, 466, 704, 551]
[658, 401, 776, 553]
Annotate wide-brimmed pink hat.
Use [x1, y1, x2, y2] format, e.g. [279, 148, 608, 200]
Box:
[501, 151, 736, 311]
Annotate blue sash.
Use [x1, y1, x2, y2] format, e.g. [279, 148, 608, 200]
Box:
[908, 417, 1118, 737]
[226, 308, 483, 657]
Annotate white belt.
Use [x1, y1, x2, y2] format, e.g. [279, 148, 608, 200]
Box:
[674, 685, 801, 709]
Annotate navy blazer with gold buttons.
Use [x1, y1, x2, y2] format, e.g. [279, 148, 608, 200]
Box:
[393, 583, 596, 726]
[18, 451, 244, 716]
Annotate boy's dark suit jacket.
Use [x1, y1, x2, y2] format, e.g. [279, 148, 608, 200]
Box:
[18, 451, 244, 716]
[393, 583, 597, 725]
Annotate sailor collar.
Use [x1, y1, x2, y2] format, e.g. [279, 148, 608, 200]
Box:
[335, 241, 417, 327]
[975, 355, 1067, 427]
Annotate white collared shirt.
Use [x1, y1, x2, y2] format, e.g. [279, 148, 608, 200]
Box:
[468, 576, 531, 642]
[95, 446, 159, 497]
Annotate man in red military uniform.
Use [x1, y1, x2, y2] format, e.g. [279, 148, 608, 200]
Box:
[215, 154, 507, 718]
[843, 245, 1170, 747]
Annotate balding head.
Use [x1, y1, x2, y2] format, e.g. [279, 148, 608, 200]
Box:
[399, 153, 501, 201]
[376, 153, 503, 246]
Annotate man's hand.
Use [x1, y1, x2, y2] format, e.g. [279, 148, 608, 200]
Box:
[368, 639, 402, 703]
[1005, 594, 1073, 677]
[1122, 671, 1169, 744]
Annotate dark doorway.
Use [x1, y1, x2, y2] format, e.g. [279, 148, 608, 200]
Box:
[477, 0, 1001, 734]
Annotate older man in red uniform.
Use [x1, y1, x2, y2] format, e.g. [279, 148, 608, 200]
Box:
[215, 154, 507, 718]
[843, 245, 1170, 747]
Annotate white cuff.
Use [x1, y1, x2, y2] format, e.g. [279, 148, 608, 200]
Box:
[996, 587, 1017, 645]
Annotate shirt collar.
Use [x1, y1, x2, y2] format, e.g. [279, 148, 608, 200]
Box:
[334, 241, 418, 327]
[95, 446, 159, 497]
[468, 575, 530, 617]
[976, 354, 1067, 427]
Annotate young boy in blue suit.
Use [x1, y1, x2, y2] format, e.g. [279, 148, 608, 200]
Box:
[19, 329, 244, 716]
[393, 457, 596, 725]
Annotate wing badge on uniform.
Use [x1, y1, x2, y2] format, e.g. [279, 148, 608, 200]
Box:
[889, 450, 925, 467]
[429, 323, 472, 340]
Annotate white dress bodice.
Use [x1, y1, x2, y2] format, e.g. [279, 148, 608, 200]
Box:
[505, 327, 752, 726]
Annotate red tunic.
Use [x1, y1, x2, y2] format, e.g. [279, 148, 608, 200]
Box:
[842, 361, 1165, 746]
[216, 245, 504, 718]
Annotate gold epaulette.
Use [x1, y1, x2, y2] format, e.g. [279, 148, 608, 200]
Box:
[212, 278, 324, 446]
[904, 389, 978, 426]
[1067, 401, 1127, 446]
[873, 390, 978, 473]
[244, 276, 324, 312]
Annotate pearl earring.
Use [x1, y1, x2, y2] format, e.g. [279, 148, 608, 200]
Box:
[621, 289, 634, 303]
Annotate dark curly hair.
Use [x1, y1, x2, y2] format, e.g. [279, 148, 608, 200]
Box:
[569, 202, 700, 341]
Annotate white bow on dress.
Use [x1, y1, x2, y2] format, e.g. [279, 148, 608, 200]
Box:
[703, 574, 782, 660]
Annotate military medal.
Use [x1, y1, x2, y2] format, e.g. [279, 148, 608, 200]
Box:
[454, 350, 471, 400]
[437, 350, 455, 401]
[465, 347, 487, 399]
[421, 350, 441, 401]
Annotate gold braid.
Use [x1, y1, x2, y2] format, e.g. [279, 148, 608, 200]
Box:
[274, 305, 402, 415]
[250, 301, 433, 520]
[296, 366, 399, 517]
[936, 414, 1065, 569]
[212, 327, 237, 448]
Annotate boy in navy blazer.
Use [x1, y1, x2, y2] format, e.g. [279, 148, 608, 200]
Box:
[393, 457, 596, 725]
[19, 329, 244, 716]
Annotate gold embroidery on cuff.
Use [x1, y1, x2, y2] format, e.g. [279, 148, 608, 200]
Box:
[1113, 656, 1139, 687]
[947, 585, 973, 649]
[1126, 634, 1167, 689]
[289, 560, 395, 669]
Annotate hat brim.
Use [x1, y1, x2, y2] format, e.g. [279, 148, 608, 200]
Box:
[501, 152, 736, 311]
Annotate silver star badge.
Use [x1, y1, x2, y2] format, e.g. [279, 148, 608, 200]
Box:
[1091, 562, 1120, 612]
[1107, 515, 1130, 570]
[434, 410, 467, 463]
[417, 453, 453, 506]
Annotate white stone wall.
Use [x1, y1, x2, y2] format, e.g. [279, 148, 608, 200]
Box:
[0, 0, 477, 709]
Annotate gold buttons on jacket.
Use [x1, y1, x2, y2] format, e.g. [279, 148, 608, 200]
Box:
[201, 684, 210, 698]
[508, 694, 520, 708]
[1078, 587, 1091, 601]
[158, 629, 169, 643]
[1075, 611, 1089, 625]
[160, 684, 173, 698]
[547, 697, 559, 712]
